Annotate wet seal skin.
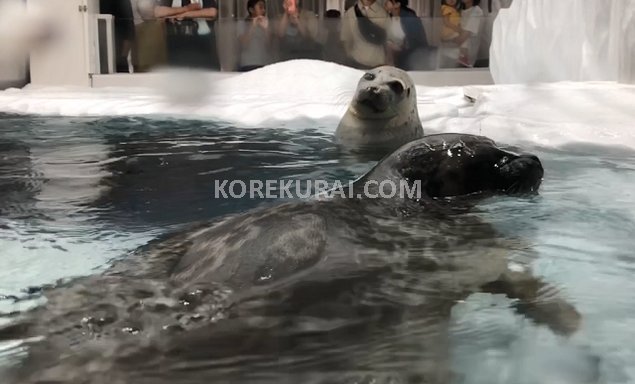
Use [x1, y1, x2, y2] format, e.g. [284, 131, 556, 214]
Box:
[3, 134, 582, 384]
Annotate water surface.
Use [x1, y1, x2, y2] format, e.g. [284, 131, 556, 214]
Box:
[0, 114, 634, 384]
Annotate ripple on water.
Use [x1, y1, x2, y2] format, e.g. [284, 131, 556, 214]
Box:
[0, 116, 634, 383]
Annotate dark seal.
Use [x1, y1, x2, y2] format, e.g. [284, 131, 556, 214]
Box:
[163, 133, 546, 289]
[3, 134, 581, 384]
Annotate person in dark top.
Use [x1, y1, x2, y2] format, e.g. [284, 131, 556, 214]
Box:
[274, 0, 321, 61]
[322, 9, 347, 65]
[384, 0, 435, 70]
[100, 0, 136, 73]
[163, 0, 220, 70]
[236, 0, 272, 72]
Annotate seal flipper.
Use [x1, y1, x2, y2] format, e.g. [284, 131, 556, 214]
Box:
[480, 268, 581, 336]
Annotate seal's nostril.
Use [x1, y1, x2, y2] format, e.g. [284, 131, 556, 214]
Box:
[497, 156, 509, 167]
[519, 155, 542, 170]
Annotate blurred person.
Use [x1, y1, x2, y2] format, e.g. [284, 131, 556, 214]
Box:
[384, 0, 433, 70]
[340, 0, 389, 69]
[164, 0, 221, 70]
[275, 0, 321, 61]
[0, 0, 57, 59]
[130, 0, 204, 72]
[100, 0, 136, 72]
[440, 0, 470, 66]
[237, 0, 272, 71]
[151, 0, 202, 17]
[321, 9, 347, 65]
[457, 0, 484, 66]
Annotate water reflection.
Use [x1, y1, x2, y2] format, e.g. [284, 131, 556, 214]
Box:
[0, 139, 40, 221]
[92, 117, 372, 229]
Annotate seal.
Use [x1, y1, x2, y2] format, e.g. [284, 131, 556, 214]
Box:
[163, 134, 548, 288]
[112, 134, 578, 381]
[335, 65, 423, 153]
[4, 134, 582, 384]
[106, 134, 547, 285]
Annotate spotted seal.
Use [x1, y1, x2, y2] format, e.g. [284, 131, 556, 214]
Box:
[335, 66, 423, 154]
[4, 134, 582, 384]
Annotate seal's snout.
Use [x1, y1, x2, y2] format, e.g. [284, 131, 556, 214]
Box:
[360, 86, 381, 100]
[357, 86, 388, 113]
[522, 154, 540, 164]
[515, 155, 543, 177]
[501, 154, 544, 194]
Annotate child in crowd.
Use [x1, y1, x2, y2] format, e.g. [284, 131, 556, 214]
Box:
[275, 0, 320, 61]
[383, 0, 432, 70]
[237, 0, 272, 71]
[440, 0, 469, 66]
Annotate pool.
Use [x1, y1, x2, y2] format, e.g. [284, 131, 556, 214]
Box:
[1, 62, 635, 383]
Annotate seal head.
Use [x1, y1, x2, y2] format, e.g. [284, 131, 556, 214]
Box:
[356, 133, 544, 201]
[353, 71, 409, 116]
[336, 66, 423, 154]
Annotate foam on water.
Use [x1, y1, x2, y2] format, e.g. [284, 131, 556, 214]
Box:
[2, 60, 633, 150]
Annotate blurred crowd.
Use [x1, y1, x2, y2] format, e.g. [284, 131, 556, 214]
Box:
[99, 0, 513, 73]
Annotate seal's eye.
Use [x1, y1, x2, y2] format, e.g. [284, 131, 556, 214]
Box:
[388, 81, 405, 95]
[496, 156, 510, 168]
[363, 73, 375, 81]
[451, 142, 464, 150]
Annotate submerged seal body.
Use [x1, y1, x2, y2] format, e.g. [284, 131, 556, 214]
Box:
[5, 134, 582, 384]
[336, 66, 423, 153]
[166, 134, 546, 290]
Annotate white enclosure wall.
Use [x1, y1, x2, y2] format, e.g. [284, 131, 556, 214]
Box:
[27, 0, 100, 87]
[0, 0, 29, 88]
[617, 1, 635, 83]
[0, 60, 27, 88]
[490, 0, 635, 84]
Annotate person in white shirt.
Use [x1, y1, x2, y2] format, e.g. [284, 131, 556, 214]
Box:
[443, 0, 485, 67]
[454, 0, 484, 67]
[236, 0, 273, 71]
[340, 0, 389, 69]
[130, 0, 200, 72]
[383, 0, 433, 70]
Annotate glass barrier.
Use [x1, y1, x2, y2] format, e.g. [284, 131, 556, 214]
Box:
[99, 10, 497, 74]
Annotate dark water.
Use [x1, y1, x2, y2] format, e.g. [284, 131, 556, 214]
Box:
[0, 114, 634, 383]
